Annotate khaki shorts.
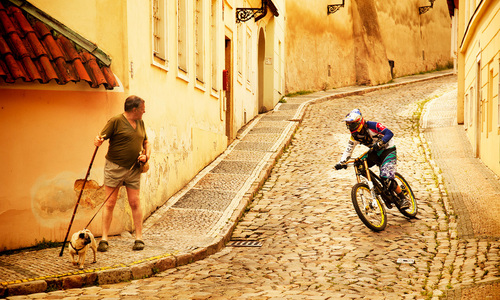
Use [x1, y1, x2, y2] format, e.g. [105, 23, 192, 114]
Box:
[104, 159, 141, 190]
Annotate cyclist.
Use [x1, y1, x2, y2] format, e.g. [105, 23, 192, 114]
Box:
[335, 108, 410, 209]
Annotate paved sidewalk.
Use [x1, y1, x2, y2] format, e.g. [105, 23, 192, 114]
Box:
[0, 69, 475, 298]
[420, 86, 500, 299]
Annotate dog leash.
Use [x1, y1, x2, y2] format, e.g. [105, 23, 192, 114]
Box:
[84, 159, 139, 230]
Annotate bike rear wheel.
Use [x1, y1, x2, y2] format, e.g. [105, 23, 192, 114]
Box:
[351, 183, 387, 231]
[394, 172, 418, 218]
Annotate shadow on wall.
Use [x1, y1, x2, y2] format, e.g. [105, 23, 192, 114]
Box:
[352, 0, 392, 85]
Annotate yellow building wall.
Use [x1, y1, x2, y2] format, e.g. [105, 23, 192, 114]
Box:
[29, 0, 129, 89]
[377, 0, 453, 77]
[459, 0, 500, 176]
[285, 0, 356, 93]
[285, 0, 452, 94]
[0, 0, 285, 250]
[0, 0, 228, 250]
[0, 84, 124, 250]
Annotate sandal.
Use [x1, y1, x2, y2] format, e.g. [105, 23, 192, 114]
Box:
[132, 240, 145, 251]
[97, 240, 108, 252]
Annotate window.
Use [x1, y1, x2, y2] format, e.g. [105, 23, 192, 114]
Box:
[237, 23, 243, 76]
[487, 66, 493, 135]
[470, 86, 474, 127]
[152, 0, 167, 63]
[498, 60, 500, 129]
[195, 0, 204, 82]
[211, 0, 218, 91]
[478, 61, 483, 132]
[178, 0, 188, 72]
[465, 93, 469, 129]
[246, 30, 251, 84]
[278, 40, 282, 93]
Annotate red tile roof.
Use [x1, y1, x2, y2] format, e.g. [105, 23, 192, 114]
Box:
[0, 1, 118, 89]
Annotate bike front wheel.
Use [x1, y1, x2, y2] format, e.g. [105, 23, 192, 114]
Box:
[351, 183, 387, 231]
[394, 172, 418, 218]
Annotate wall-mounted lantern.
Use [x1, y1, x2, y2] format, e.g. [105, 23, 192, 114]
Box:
[327, 0, 344, 15]
[236, 0, 279, 23]
[419, 0, 435, 15]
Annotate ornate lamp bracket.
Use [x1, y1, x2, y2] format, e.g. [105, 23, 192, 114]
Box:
[236, 0, 267, 23]
[419, 0, 435, 14]
[327, 0, 344, 15]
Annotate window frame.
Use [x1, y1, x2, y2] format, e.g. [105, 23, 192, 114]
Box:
[210, 0, 219, 94]
[177, 0, 188, 74]
[195, 0, 205, 84]
[152, 0, 168, 70]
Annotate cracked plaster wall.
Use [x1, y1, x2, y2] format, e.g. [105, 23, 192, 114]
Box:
[285, 0, 452, 93]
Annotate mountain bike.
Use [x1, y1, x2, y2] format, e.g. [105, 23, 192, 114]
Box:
[337, 150, 418, 231]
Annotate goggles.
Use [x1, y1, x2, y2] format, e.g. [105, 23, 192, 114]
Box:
[346, 121, 362, 132]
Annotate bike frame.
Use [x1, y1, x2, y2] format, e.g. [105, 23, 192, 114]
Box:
[347, 150, 396, 208]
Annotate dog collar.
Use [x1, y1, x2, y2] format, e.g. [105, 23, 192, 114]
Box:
[69, 241, 87, 252]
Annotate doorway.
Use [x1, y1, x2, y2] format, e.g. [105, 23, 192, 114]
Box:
[475, 60, 481, 157]
[258, 28, 266, 113]
[225, 36, 233, 143]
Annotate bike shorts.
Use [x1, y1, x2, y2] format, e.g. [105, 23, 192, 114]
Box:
[364, 146, 397, 180]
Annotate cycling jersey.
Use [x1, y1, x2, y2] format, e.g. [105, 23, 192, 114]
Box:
[340, 121, 395, 163]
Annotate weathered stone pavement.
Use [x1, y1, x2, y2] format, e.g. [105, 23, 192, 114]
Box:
[3, 71, 500, 299]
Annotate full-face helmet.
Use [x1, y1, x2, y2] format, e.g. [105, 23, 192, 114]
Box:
[343, 109, 365, 133]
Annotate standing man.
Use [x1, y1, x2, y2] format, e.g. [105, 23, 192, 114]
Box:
[94, 95, 150, 251]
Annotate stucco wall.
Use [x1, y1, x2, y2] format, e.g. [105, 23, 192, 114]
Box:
[0, 0, 230, 250]
[285, 0, 356, 93]
[459, 0, 500, 176]
[377, 0, 453, 77]
[285, 0, 452, 94]
[29, 0, 128, 88]
[0, 0, 285, 251]
[0, 86, 124, 250]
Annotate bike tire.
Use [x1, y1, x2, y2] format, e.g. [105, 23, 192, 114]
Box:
[394, 173, 418, 218]
[351, 183, 387, 231]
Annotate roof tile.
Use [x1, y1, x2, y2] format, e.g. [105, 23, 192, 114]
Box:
[21, 55, 41, 81]
[81, 51, 107, 88]
[0, 0, 118, 89]
[0, 60, 7, 77]
[0, 35, 10, 54]
[37, 55, 58, 81]
[10, 6, 33, 34]
[25, 31, 46, 57]
[10, 32, 29, 58]
[0, 6, 16, 35]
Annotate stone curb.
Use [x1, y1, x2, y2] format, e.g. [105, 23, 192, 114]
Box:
[0, 71, 455, 298]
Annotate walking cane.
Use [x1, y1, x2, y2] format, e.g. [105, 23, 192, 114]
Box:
[83, 160, 138, 230]
[59, 145, 100, 257]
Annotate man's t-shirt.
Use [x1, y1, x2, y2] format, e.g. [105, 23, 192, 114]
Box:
[100, 114, 147, 168]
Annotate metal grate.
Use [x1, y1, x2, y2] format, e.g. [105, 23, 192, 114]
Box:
[228, 240, 263, 247]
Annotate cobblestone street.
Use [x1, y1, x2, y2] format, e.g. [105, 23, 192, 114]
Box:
[7, 75, 500, 299]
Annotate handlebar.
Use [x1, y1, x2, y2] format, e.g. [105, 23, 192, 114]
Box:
[337, 149, 371, 169]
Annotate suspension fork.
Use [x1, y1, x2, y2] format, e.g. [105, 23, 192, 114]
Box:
[362, 160, 379, 200]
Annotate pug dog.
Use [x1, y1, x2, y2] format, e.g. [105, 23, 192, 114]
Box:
[68, 229, 97, 269]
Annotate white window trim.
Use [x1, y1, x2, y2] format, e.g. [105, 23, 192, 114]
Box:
[177, 0, 188, 73]
[245, 27, 252, 86]
[177, 68, 190, 83]
[195, 0, 205, 84]
[497, 59, 500, 129]
[210, 0, 219, 92]
[152, 0, 169, 71]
